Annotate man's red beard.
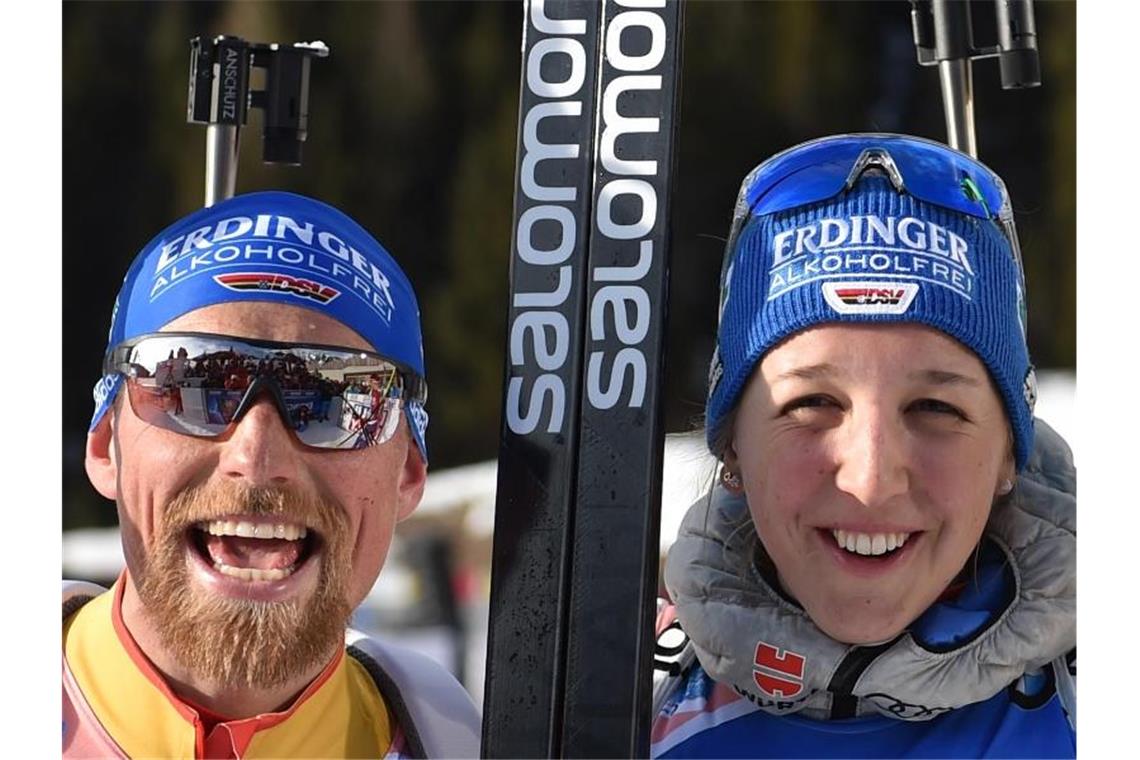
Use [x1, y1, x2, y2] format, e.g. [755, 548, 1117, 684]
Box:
[134, 479, 353, 691]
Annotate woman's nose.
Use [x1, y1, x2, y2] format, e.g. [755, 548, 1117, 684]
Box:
[833, 407, 910, 508]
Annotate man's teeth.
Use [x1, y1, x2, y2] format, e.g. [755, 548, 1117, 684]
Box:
[213, 563, 295, 581]
[831, 529, 910, 556]
[197, 520, 307, 541]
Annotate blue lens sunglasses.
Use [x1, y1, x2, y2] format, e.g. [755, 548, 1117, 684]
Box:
[718, 133, 1026, 316]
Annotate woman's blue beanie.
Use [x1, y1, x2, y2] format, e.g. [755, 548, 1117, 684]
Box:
[707, 144, 1036, 470]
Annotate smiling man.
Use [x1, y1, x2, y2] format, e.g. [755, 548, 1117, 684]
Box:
[63, 192, 480, 759]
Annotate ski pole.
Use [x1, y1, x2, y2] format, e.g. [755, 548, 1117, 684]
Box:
[910, 0, 1040, 157]
[187, 35, 330, 206]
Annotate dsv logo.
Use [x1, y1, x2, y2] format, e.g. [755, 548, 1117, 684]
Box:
[214, 272, 340, 304]
[506, 0, 671, 434]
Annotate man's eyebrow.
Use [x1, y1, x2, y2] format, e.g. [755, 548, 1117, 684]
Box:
[772, 363, 839, 384]
[910, 369, 982, 387]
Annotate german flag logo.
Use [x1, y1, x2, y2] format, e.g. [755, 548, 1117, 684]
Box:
[823, 281, 919, 315]
[835, 286, 906, 305]
[214, 272, 341, 305]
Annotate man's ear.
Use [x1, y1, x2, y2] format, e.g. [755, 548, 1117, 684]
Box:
[85, 413, 118, 501]
[395, 436, 428, 523]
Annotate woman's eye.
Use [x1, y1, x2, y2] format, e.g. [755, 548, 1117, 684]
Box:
[781, 395, 838, 415]
[910, 398, 966, 419]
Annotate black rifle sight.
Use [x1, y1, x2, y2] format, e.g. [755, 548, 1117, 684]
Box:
[187, 35, 330, 204]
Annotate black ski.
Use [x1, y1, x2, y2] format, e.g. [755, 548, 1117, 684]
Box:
[483, 1, 605, 757]
[485, 1, 684, 756]
[560, 1, 685, 756]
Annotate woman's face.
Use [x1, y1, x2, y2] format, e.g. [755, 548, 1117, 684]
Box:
[727, 323, 1014, 645]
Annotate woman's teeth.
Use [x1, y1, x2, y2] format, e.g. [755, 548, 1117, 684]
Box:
[832, 529, 910, 556]
[197, 520, 308, 541]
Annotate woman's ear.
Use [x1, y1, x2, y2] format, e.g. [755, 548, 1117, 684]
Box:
[995, 448, 1016, 497]
[722, 440, 740, 474]
[718, 439, 747, 494]
[85, 413, 118, 501]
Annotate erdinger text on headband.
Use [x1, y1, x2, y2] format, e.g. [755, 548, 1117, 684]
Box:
[105, 332, 427, 450]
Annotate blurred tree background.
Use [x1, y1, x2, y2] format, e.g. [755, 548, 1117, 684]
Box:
[63, 0, 1075, 529]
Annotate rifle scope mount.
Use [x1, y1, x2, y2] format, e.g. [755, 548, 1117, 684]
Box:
[187, 35, 330, 206]
[910, 0, 1040, 157]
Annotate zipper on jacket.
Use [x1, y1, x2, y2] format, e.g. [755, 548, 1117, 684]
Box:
[826, 640, 898, 719]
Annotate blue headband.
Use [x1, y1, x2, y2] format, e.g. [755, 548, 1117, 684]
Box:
[90, 190, 429, 461]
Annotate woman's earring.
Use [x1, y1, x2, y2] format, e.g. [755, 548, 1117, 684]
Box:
[998, 478, 1015, 496]
[720, 466, 743, 493]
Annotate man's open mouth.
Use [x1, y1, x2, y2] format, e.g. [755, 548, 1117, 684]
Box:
[189, 518, 320, 582]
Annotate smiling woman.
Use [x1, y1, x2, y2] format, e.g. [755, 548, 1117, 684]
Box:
[651, 135, 1076, 759]
[730, 324, 1014, 647]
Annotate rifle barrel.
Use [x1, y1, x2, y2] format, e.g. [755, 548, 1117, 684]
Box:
[204, 124, 240, 207]
[937, 58, 977, 157]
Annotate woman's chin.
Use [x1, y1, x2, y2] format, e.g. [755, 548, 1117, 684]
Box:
[806, 602, 913, 646]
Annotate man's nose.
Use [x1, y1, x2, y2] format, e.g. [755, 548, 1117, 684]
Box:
[833, 407, 910, 508]
[217, 395, 300, 487]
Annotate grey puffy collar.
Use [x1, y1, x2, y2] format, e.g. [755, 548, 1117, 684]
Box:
[664, 419, 1075, 721]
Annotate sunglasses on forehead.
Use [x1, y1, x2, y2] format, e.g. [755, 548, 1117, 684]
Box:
[721, 133, 1026, 296]
[105, 332, 428, 450]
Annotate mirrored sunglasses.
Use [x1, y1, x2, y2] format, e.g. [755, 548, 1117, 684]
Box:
[105, 332, 427, 450]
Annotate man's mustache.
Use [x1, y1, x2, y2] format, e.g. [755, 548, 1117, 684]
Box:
[160, 480, 343, 538]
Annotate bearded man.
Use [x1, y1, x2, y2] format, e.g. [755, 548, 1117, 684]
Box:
[63, 192, 481, 758]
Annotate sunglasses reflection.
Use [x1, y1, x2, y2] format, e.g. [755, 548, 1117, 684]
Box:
[128, 342, 401, 448]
